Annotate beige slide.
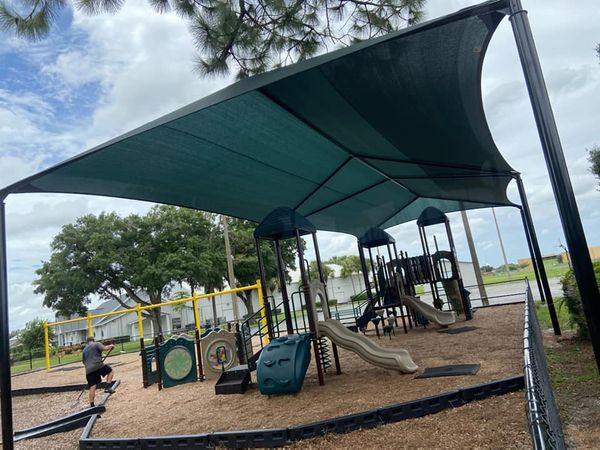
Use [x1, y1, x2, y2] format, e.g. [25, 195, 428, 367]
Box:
[401, 295, 456, 327]
[317, 319, 418, 373]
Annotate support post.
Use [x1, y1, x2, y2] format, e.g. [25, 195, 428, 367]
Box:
[492, 208, 511, 280]
[222, 216, 240, 322]
[517, 178, 560, 335]
[274, 240, 294, 334]
[519, 208, 546, 303]
[255, 239, 274, 339]
[446, 220, 472, 320]
[358, 242, 375, 307]
[508, 0, 600, 366]
[296, 230, 324, 386]
[87, 313, 93, 337]
[0, 198, 14, 450]
[460, 210, 488, 306]
[44, 321, 50, 370]
[137, 304, 144, 338]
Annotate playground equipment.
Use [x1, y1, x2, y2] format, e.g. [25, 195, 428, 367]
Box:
[400, 296, 456, 327]
[238, 207, 418, 395]
[415, 207, 472, 319]
[256, 334, 312, 395]
[317, 319, 417, 373]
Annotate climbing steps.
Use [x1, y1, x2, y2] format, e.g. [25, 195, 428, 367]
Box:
[318, 337, 332, 372]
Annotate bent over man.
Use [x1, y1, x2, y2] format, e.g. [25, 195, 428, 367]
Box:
[82, 336, 116, 406]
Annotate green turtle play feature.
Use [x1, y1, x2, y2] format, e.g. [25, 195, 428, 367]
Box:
[257, 334, 311, 395]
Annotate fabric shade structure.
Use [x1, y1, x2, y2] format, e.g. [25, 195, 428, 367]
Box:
[417, 207, 450, 227]
[1, 0, 516, 238]
[254, 207, 316, 241]
[358, 228, 396, 249]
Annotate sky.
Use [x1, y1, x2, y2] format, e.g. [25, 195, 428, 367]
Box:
[1, 0, 599, 330]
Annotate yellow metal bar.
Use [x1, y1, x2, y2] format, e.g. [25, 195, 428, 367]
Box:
[87, 313, 93, 337]
[137, 304, 144, 338]
[193, 299, 201, 334]
[44, 283, 260, 330]
[48, 316, 88, 327]
[139, 283, 259, 311]
[44, 321, 50, 371]
[257, 279, 269, 346]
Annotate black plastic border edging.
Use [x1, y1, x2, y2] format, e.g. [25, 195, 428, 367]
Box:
[14, 405, 106, 441]
[79, 375, 524, 449]
[13, 380, 116, 397]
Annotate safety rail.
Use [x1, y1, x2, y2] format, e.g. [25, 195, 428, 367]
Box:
[523, 279, 565, 450]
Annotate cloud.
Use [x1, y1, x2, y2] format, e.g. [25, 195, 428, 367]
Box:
[2, 0, 600, 330]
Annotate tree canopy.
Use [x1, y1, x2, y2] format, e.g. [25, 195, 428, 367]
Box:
[1, 0, 425, 77]
[17, 318, 54, 352]
[33, 207, 299, 327]
[34, 205, 225, 332]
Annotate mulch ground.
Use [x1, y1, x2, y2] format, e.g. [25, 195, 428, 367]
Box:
[4, 304, 526, 449]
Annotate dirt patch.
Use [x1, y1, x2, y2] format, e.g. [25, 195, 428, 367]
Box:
[5, 305, 525, 447]
[543, 332, 600, 449]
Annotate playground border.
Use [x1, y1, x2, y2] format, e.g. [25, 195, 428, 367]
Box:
[12, 380, 120, 442]
[12, 380, 116, 397]
[78, 375, 524, 449]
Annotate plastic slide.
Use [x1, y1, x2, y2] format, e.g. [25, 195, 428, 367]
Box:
[317, 319, 418, 373]
[401, 295, 456, 327]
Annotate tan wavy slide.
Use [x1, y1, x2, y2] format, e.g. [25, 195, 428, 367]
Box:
[317, 319, 418, 373]
[401, 295, 456, 327]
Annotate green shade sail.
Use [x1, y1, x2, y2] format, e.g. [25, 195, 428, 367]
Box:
[2, 0, 516, 237]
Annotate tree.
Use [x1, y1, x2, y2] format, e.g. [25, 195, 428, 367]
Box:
[588, 145, 600, 188]
[0, 0, 425, 78]
[17, 318, 54, 353]
[480, 264, 494, 273]
[309, 260, 333, 282]
[34, 205, 225, 334]
[226, 218, 298, 315]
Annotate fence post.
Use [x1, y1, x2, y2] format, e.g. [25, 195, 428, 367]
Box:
[87, 313, 92, 338]
[44, 321, 50, 371]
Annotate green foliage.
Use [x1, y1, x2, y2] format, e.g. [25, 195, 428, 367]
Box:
[34, 206, 225, 330]
[480, 264, 494, 273]
[328, 255, 366, 278]
[17, 319, 54, 352]
[309, 260, 333, 281]
[560, 261, 600, 339]
[1, 0, 425, 78]
[588, 145, 600, 187]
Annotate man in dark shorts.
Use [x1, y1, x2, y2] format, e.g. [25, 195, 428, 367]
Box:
[82, 336, 116, 407]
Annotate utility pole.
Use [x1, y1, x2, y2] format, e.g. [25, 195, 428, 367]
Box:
[492, 208, 511, 279]
[222, 216, 240, 322]
[460, 210, 488, 306]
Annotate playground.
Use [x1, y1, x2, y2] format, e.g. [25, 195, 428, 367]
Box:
[8, 303, 526, 448]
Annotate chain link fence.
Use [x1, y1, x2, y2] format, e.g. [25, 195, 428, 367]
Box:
[524, 280, 566, 449]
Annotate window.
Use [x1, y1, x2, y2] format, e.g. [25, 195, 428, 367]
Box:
[172, 317, 182, 330]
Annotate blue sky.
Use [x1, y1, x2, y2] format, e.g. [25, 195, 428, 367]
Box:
[1, 0, 599, 330]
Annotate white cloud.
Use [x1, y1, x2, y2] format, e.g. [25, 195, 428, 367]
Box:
[2, 0, 600, 330]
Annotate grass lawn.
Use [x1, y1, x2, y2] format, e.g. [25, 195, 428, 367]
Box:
[483, 259, 570, 284]
[10, 339, 152, 375]
[535, 299, 571, 332]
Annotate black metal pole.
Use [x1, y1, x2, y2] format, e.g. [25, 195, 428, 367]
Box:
[445, 220, 472, 320]
[0, 198, 14, 450]
[518, 205, 546, 303]
[255, 237, 274, 338]
[295, 230, 324, 386]
[357, 242, 375, 307]
[509, 2, 599, 351]
[274, 240, 294, 334]
[516, 178, 561, 335]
